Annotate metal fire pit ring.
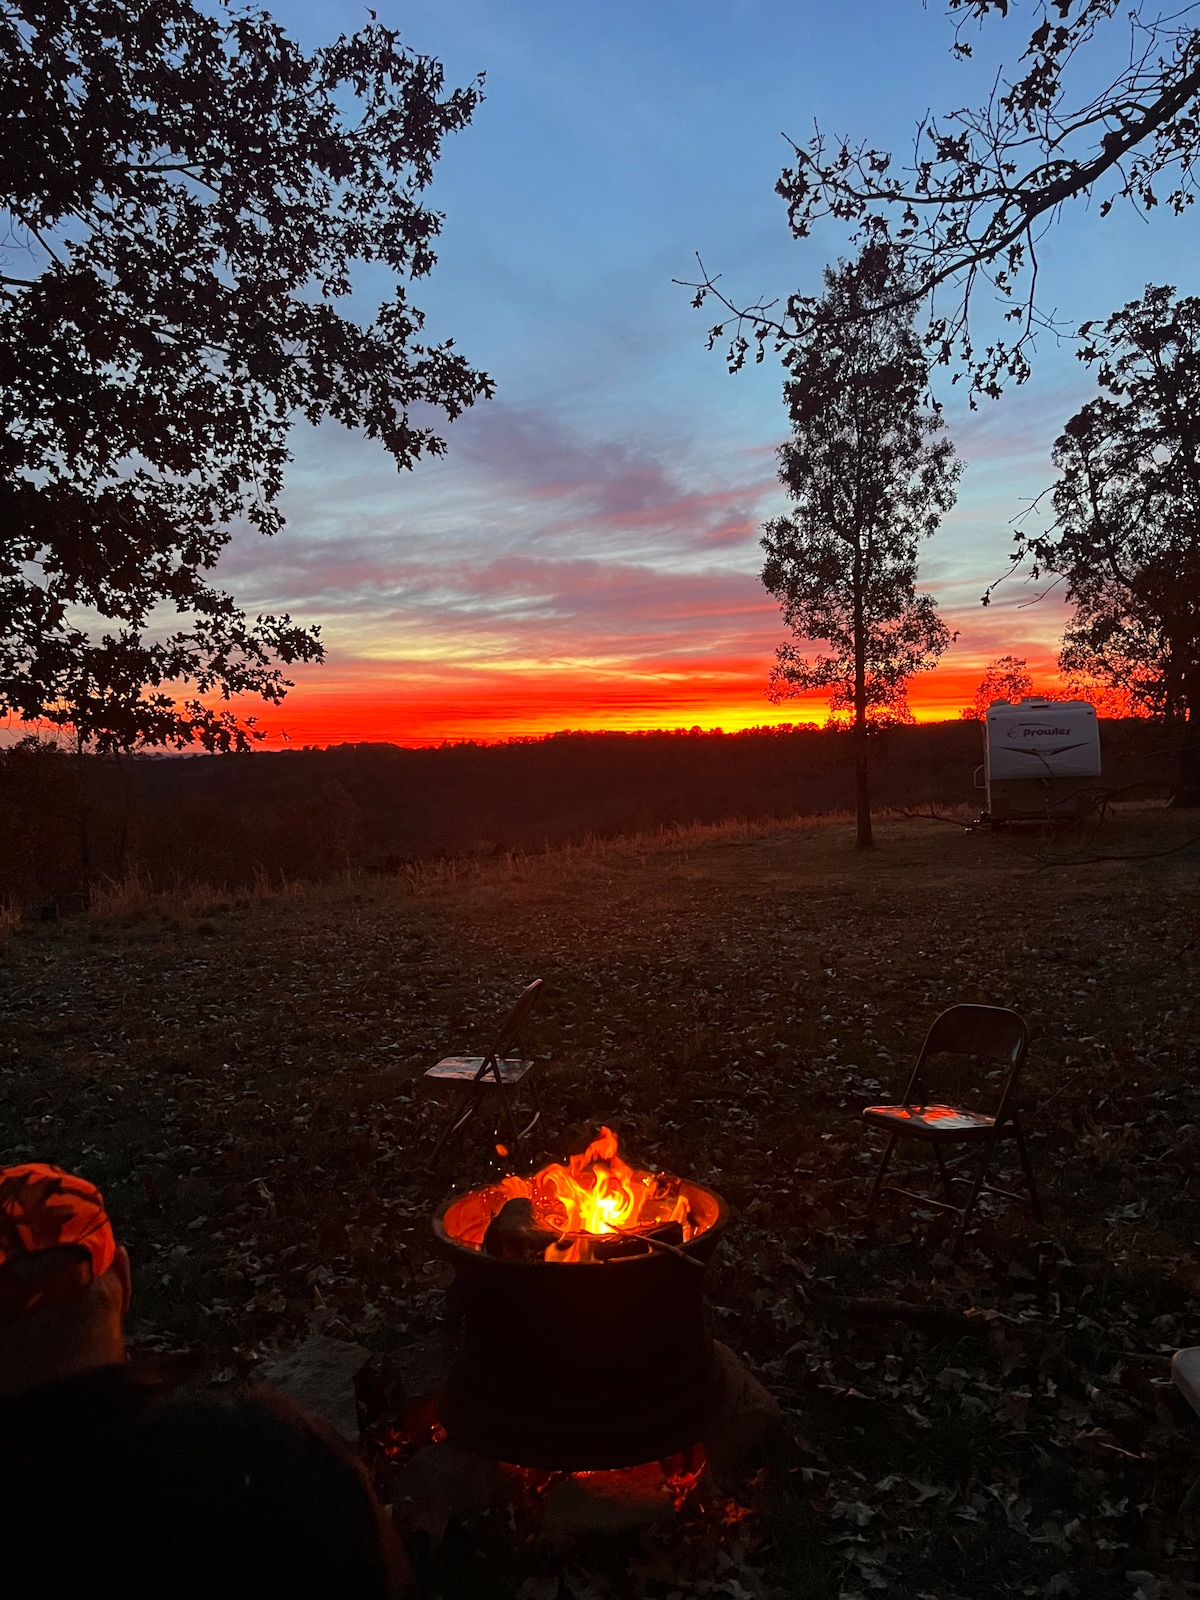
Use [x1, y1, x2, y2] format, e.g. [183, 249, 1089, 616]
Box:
[431, 1179, 730, 1470]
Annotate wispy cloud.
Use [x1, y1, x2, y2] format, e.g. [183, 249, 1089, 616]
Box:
[218, 404, 781, 668]
[214, 387, 1083, 744]
[211, 388, 1085, 745]
[454, 405, 677, 511]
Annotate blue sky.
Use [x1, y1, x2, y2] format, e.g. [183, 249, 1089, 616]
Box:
[218, 0, 1200, 742]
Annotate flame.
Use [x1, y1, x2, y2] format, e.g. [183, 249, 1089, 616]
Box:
[537, 1125, 650, 1236]
[441, 1125, 715, 1262]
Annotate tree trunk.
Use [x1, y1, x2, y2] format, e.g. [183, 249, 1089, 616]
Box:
[853, 583, 873, 850]
[74, 747, 92, 894]
[854, 718, 873, 848]
[113, 753, 132, 878]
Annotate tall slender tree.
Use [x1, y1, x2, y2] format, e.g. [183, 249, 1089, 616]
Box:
[762, 246, 960, 849]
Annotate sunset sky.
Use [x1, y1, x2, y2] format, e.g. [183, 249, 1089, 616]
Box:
[219, 0, 1200, 746]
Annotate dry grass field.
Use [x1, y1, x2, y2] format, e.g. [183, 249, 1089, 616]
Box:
[2, 805, 1200, 1598]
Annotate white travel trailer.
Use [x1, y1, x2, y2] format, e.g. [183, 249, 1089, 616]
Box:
[981, 698, 1102, 821]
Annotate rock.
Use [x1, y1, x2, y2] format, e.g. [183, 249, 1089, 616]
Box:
[255, 1333, 370, 1441]
[392, 1440, 505, 1544]
[702, 1341, 783, 1483]
[540, 1462, 676, 1541]
[387, 1333, 456, 1401]
[1173, 1346, 1200, 1417]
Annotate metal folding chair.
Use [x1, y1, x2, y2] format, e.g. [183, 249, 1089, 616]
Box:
[862, 1004, 1041, 1256]
[422, 979, 544, 1163]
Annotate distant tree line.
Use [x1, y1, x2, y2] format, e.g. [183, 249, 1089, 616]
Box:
[0, 723, 1176, 912]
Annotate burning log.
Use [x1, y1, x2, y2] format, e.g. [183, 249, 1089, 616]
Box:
[567, 1218, 686, 1263]
[483, 1200, 687, 1264]
[482, 1198, 560, 1260]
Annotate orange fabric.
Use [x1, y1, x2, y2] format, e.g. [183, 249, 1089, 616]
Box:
[0, 1163, 116, 1317]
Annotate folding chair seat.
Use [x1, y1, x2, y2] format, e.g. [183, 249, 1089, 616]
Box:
[862, 1003, 1041, 1257]
[422, 979, 544, 1163]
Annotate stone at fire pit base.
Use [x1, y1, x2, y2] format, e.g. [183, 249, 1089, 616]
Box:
[392, 1442, 505, 1545]
[255, 1333, 370, 1441]
[701, 1342, 782, 1484]
[386, 1342, 778, 1549]
[540, 1462, 678, 1543]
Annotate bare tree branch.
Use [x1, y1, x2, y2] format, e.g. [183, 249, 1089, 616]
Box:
[681, 3, 1200, 401]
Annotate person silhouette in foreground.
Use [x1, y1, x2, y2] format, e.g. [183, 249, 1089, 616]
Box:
[0, 1162, 413, 1598]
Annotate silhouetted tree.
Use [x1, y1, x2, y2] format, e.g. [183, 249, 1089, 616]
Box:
[762, 247, 960, 850]
[1, 0, 491, 752]
[961, 655, 1033, 719]
[687, 2, 1200, 401]
[1018, 284, 1200, 803]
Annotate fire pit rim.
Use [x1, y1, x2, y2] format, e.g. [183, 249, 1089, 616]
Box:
[431, 1174, 729, 1269]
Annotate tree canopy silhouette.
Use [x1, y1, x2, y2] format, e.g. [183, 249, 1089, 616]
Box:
[762, 247, 960, 850]
[1017, 284, 1200, 802]
[960, 656, 1034, 720]
[0, 0, 492, 752]
[686, 2, 1200, 401]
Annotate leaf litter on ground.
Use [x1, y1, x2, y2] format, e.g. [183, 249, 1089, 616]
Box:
[1, 807, 1199, 1597]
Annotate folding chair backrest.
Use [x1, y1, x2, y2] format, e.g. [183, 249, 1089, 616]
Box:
[902, 1004, 1029, 1114]
[485, 979, 543, 1064]
[922, 1005, 1027, 1067]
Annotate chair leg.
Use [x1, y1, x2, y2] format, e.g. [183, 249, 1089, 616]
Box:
[495, 1079, 526, 1158]
[1011, 1113, 1043, 1222]
[933, 1145, 956, 1206]
[516, 1080, 543, 1146]
[428, 1085, 482, 1165]
[952, 1134, 999, 1258]
[865, 1133, 898, 1217]
[427, 1071, 544, 1170]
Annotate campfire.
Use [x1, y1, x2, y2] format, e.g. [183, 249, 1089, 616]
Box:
[432, 1127, 730, 1470]
[440, 1125, 720, 1263]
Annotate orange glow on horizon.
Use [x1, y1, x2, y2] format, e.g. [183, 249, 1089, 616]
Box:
[7, 655, 1107, 752]
[231, 656, 1074, 748]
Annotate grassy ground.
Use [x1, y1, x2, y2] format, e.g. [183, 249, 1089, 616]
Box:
[2, 805, 1200, 1598]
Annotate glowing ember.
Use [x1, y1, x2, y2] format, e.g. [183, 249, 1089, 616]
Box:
[441, 1125, 718, 1263]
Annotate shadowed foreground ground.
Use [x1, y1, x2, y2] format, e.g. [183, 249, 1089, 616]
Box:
[2, 808, 1199, 1598]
